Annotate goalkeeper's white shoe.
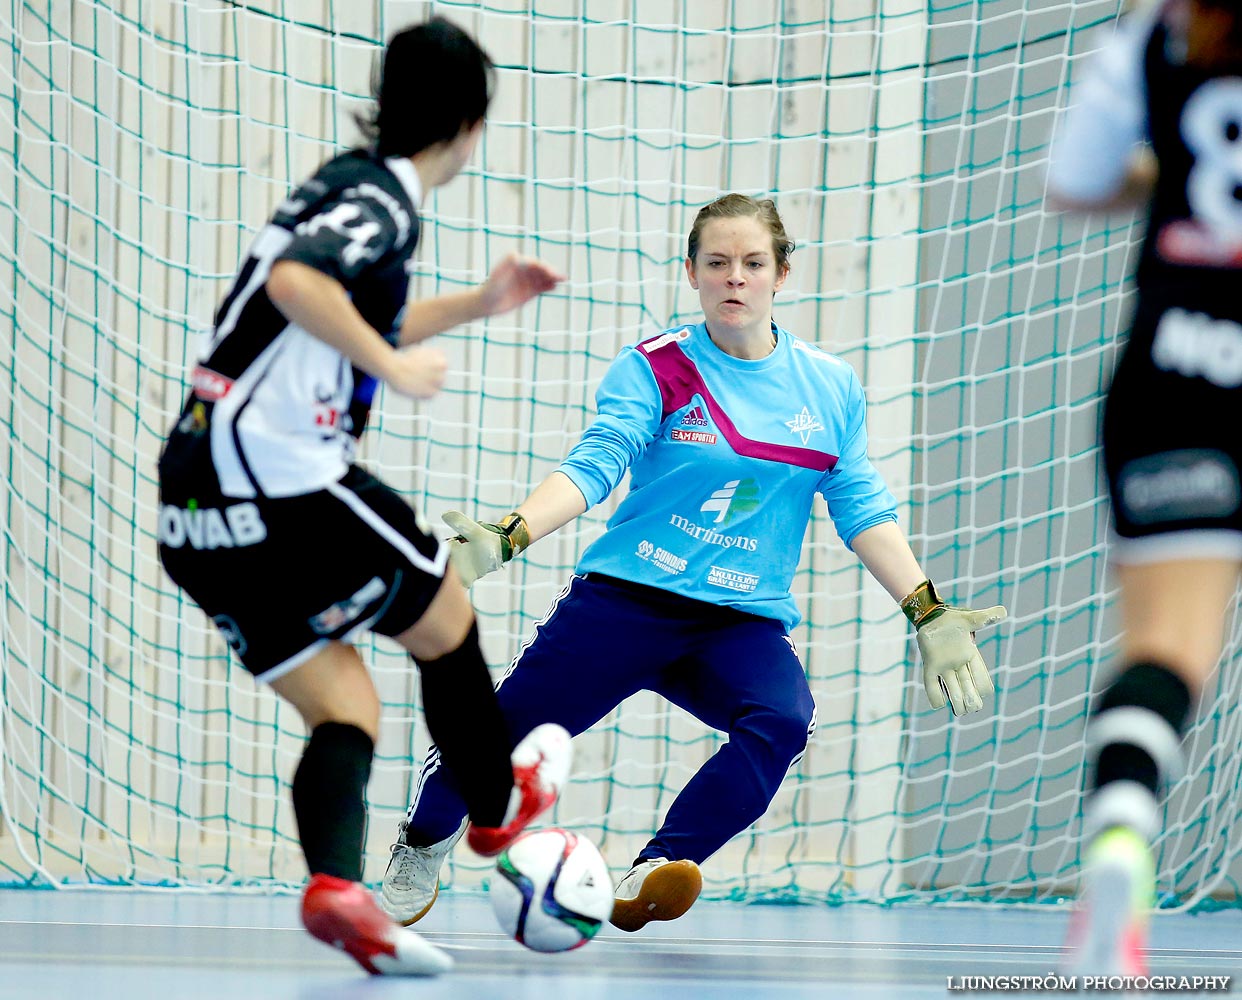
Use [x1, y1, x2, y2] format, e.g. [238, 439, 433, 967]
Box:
[610, 858, 702, 932]
[301, 873, 453, 976]
[1062, 826, 1153, 977]
[380, 818, 467, 926]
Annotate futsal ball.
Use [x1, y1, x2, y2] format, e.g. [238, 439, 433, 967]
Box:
[488, 827, 613, 952]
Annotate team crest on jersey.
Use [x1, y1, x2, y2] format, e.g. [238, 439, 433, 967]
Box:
[177, 401, 209, 436]
[785, 406, 824, 445]
[671, 404, 717, 444]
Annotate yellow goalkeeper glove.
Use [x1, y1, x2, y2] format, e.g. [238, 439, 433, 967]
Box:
[901, 580, 1006, 716]
[441, 510, 531, 588]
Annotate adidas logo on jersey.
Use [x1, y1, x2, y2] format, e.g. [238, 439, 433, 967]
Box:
[671, 404, 717, 444]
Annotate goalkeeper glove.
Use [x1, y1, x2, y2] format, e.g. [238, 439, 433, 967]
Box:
[901, 580, 1007, 716]
[442, 510, 531, 588]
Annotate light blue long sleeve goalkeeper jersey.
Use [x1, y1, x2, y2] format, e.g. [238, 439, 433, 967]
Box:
[557, 321, 898, 629]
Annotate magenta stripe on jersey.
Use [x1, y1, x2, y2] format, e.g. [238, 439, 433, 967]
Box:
[640, 337, 838, 473]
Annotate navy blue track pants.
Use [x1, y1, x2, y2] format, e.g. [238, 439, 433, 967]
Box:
[404, 573, 817, 865]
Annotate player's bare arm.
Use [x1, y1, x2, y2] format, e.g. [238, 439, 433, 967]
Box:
[267, 259, 448, 399]
[397, 252, 565, 346]
[511, 471, 588, 544]
[266, 259, 400, 378]
[847, 521, 925, 601]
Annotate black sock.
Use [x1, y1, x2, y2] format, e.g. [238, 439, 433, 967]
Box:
[292, 722, 374, 881]
[1091, 660, 1192, 795]
[417, 622, 513, 827]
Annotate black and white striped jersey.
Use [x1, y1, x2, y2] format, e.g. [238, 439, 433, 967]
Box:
[159, 149, 423, 502]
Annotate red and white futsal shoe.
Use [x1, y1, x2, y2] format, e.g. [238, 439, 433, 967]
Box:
[301, 873, 453, 976]
[466, 722, 571, 857]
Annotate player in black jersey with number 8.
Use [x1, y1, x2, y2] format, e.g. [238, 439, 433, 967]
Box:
[157, 18, 570, 976]
[1048, 0, 1242, 978]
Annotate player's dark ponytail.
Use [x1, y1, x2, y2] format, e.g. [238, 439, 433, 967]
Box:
[356, 17, 495, 159]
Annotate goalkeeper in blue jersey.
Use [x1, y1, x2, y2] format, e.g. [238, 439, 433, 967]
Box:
[380, 193, 1007, 931]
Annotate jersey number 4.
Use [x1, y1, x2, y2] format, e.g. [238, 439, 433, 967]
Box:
[298, 202, 384, 268]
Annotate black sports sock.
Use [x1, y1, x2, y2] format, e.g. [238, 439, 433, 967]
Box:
[417, 622, 514, 828]
[1091, 660, 1192, 795]
[292, 722, 374, 881]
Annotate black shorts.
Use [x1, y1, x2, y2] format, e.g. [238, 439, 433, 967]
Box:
[158, 465, 447, 680]
[1102, 302, 1242, 563]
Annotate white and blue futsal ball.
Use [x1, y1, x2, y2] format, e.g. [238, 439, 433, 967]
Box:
[488, 827, 613, 952]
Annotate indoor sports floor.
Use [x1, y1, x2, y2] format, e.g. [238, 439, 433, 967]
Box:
[3, 888, 1242, 998]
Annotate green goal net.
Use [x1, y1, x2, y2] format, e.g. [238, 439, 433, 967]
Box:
[4, 0, 1240, 907]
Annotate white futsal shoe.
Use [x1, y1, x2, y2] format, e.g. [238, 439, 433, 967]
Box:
[381, 722, 571, 924]
[610, 857, 703, 932]
[380, 818, 467, 926]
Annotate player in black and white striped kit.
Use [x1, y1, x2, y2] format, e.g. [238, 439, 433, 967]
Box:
[1048, 0, 1242, 977]
[157, 18, 570, 976]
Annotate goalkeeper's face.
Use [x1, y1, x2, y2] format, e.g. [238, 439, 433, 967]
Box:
[684, 216, 789, 336]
